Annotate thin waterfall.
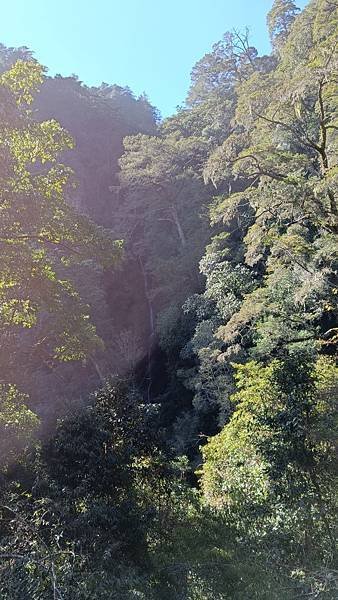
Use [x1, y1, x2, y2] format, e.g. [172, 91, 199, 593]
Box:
[137, 255, 154, 402]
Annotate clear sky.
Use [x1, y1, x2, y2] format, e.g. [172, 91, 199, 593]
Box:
[1, 0, 308, 117]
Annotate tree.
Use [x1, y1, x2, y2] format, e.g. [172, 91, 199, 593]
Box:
[201, 354, 338, 587]
[267, 0, 300, 53]
[183, 4, 338, 590]
[0, 59, 122, 388]
[0, 378, 159, 599]
[187, 30, 263, 106]
[0, 384, 39, 471]
[117, 132, 211, 389]
[0, 3, 337, 598]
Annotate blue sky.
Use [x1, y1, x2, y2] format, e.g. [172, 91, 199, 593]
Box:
[2, 0, 308, 117]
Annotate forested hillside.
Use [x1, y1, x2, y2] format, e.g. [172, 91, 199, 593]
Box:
[0, 0, 337, 598]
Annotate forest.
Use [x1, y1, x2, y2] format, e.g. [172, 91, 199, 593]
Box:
[0, 0, 337, 597]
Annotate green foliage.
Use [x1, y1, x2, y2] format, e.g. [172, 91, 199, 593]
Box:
[267, 0, 300, 53]
[0, 59, 44, 105]
[201, 355, 338, 588]
[188, 0, 338, 427]
[0, 378, 158, 599]
[0, 59, 122, 381]
[179, 2, 338, 595]
[0, 2, 337, 598]
[117, 126, 211, 358]
[0, 385, 39, 471]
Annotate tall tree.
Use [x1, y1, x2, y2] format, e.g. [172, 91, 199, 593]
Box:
[267, 0, 300, 53]
[0, 59, 121, 390]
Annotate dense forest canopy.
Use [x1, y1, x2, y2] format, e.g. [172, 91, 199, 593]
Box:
[0, 0, 337, 598]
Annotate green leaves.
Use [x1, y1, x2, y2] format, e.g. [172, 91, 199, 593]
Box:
[172, 2, 338, 584]
[201, 354, 338, 554]
[0, 384, 39, 470]
[0, 60, 122, 373]
[267, 0, 300, 53]
[0, 59, 44, 106]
